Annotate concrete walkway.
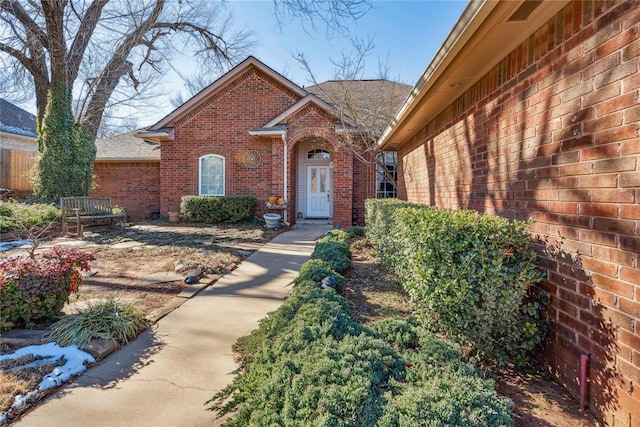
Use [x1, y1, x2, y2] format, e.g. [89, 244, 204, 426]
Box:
[17, 225, 325, 427]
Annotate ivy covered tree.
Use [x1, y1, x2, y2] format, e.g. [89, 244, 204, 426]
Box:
[35, 83, 96, 199]
[0, 0, 369, 201]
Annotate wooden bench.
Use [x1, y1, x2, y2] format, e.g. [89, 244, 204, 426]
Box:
[60, 197, 126, 236]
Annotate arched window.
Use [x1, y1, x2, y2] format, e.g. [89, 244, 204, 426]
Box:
[307, 149, 330, 160]
[199, 154, 225, 196]
[376, 152, 397, 198]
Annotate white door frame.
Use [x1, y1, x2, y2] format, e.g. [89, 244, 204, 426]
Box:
[306, 165, 331, 218]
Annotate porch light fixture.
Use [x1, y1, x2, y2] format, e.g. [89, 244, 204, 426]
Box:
[329, 161, 334, 169]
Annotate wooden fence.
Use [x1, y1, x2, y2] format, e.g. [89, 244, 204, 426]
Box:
[0, 148, 37, 193]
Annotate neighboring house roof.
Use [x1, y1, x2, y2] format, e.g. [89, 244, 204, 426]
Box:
[95, 131, 160, 161]
[0, 98, 37, 138]
[379, 0, 569, 150]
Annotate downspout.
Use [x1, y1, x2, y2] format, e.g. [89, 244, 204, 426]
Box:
[282, 132, 290, 226]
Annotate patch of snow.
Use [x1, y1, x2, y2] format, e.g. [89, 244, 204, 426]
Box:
[0, 343, 95, 424]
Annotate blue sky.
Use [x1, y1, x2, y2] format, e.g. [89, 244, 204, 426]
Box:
[141, 0, 468, 125]
[227, 0, 468, 87]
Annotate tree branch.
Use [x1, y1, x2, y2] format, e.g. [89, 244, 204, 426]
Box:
[0, 0, 49, 49]
[67, 0, 109, 83]
[0, 41, 47, 86]
[79, 0, 165, 135]
[153, 21, 230, 62]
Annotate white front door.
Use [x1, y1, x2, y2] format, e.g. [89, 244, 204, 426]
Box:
[306, 165, 331, 218]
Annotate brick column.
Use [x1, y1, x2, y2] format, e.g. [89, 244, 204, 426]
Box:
[332, 147, 353, 227]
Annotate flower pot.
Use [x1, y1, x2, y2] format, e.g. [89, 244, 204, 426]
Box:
[263, 213, 281, 228]
[168, 212, 180, 222]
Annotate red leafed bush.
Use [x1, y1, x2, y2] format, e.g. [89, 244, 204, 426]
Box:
[0, 247, 94, 331]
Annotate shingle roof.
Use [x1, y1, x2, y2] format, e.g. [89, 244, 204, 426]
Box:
[95, 131, 160, 161]
[0, 99, 37, 138]
[306, 80, 412, 133]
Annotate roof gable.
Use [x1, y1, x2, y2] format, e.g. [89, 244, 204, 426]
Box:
[150, 56, 307, 130]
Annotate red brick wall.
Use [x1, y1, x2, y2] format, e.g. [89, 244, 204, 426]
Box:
[91, 161, 160, 219]
[396, 1, 639, 424]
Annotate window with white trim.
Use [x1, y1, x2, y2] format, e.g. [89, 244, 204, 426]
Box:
[199, 154, 225, 196]
[376, 152, 397, 198]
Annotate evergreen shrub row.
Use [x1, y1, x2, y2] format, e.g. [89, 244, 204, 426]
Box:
[365, 199, 548, 364]
[179, 195, 257, 223]
[208, 230, 513, 426]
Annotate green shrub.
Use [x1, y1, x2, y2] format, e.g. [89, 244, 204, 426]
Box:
[373, 318, 513, 427]
[345, 225, 365, 238]
[310, 240, 351, 273]
[180, 195, 257, 223]
[0, 200, 60, 233]
[364, 199, 413, 251]
[379, 374, 513, 427]
[0, 247, 94, 331]
[47, 297, 147, 347]
[365, 200, 547, 364]
[369, 317, 421, 351]
[217, 311, 512, 426]
[297, 259, 345, 293]
[318, 228, 350, 243]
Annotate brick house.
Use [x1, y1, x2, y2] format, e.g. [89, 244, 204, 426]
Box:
[378, 0, 639, 424]
[91, 132, 160, 219]
[96, 56, 409, 225]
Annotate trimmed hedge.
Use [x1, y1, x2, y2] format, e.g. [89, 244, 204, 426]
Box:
[208, 231, 513, 426]
[180, 195, 257, 223]
[365, 199, 548, 364]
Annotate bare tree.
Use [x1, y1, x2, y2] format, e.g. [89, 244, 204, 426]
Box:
[0, 1, 253, 136]
[0, 0, 254, 199]
[296, 37, 411, 192]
